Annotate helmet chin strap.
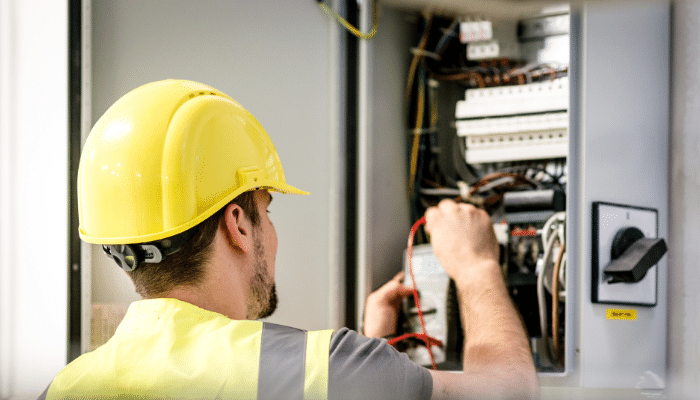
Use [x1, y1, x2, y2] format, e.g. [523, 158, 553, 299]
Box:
[102, 227, 197, 272]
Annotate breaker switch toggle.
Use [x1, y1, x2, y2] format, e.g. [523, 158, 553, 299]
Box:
[603, 227, 667, 284]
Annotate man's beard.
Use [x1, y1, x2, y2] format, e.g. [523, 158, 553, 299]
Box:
[246, 234, 277, 320]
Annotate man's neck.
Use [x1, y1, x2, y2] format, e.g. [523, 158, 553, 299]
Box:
[158, 258, 249, 320]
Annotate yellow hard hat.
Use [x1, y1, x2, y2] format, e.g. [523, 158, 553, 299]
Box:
[78, 79, 308, 245]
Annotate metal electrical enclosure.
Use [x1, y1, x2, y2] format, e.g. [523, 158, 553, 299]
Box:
[357, 0, 670, 396]
[566, 2, 670, 391]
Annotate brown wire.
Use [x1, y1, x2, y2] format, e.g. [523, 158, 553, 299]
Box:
[551, 241, 566, 366]
[427, 70, 479, 82]
[469, 172, 540, 194]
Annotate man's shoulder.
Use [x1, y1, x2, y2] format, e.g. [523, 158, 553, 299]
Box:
[328, 327, 402, 364]
[329, 327, 377, 352]
[327, 328, 434, 400]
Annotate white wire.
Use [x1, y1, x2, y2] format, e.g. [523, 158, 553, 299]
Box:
[419, 176, 517, 197]
[419, 187, 461, 196]
[477, 176, 515, 193]
[542, 211, 566, 248]
[537, 229, 558, 360]
[456, 181, 470, 199]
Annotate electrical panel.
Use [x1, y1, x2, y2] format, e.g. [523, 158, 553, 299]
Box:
[396, 8, 571, 374]
[374, 3, 670, 395]
[344, 0, 672, 396]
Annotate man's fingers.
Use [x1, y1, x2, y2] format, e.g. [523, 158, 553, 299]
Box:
[371, 275, 402, 298]
[397, 285, 414, 297]
[424, 207, 439, 234]
[385, 283, 413, 303]
[375, 279, 414, 302]
[438, 198, 458, 210]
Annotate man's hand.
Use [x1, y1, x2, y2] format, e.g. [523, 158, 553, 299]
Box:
[363, 272, 414, 338]
[424, 199, 499, 282]
[423, 199, 539, 399]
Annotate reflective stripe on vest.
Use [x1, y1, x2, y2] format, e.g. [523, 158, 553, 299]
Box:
[44, 299, 333, 399]
[258, 323, 332, 400]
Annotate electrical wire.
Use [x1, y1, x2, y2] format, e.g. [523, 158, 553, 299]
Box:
[537, 211, 566, 365]
[413, 134, 429, 241]
[428, 62, 567, 88]
[469, 172, 541, 194]
[472, 176, 515, 193]
[387, 217, 443, 370]
[429, 79, 438, 130]
[434, 20, 458, 55]
[541, 211, 565, 247]
[408, 72, 426, 197]
[537, 229, 558, 363]
[496, 164, 563, 188]
[422, 172, 540, 207]
[317, 0, 379, 40]
[418, 171, 542, 215]
[405, 15, 433, 103]
[409, 131, 422, 197]
[420, 187, 461, 196]
[551, 241, 566, 366]
[505, 63, 568, 83]
[452, 134, 480, 183]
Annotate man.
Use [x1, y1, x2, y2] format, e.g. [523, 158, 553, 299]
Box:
[41, 80, 537, 399]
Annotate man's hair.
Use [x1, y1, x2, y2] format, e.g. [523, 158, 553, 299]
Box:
[127, 190, 260, 297]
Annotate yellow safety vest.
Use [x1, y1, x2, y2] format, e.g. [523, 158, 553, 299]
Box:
[45, 298, 333, 400]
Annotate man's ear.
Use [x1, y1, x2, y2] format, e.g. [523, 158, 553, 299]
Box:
[222, 203, 253, 254]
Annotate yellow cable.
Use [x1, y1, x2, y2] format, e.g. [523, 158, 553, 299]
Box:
[429, 80, 438, 128]
[409, 131, 421, 196]
[317, 1, 378, 40]
[408, 78, 425, 195]
[405, 16, 433, 103]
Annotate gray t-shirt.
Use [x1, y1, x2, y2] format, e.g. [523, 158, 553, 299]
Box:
[329, 328, 433, 400]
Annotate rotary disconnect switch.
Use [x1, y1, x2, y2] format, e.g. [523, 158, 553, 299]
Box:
[603, 227, 667, 284]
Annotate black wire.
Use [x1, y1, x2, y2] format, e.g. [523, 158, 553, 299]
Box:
[496, 163, 566, 190]
[414, 134, 430, 243]
[452, 134, 481, 183]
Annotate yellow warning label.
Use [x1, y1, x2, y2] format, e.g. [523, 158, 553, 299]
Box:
[606, 309, 637, 320]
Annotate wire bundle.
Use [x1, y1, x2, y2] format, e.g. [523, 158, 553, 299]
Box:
[536, 211, 566, 366]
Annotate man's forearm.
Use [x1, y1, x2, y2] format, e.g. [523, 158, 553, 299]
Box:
[456, 260, 537, 385]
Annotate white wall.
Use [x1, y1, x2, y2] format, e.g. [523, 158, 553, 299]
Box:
[0, 0, 69, 398]
[668, 1, 700, 398]
[90, 0, 343, 331]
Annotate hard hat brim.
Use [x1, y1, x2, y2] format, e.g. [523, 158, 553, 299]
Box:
[268, 182, 310, 196]
[79, 182, 309, 245]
